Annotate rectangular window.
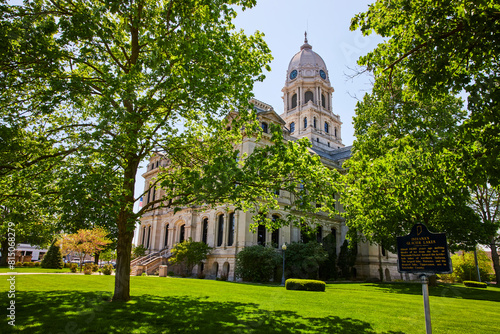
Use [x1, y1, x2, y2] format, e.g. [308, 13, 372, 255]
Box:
[217, 215, 224, 247]
[228, 213, 235, 246]
[202, 219, 208, 244]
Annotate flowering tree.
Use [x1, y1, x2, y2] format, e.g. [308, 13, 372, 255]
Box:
[59, 227, 112, 271]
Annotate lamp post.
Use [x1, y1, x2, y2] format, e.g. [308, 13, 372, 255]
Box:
[281, 243, 287, 286]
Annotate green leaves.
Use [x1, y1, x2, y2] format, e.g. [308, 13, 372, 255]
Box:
[344, 0, 499, 249]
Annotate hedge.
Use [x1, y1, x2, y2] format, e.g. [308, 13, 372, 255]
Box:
[463, 281, 487, 288]
[285, 279, 325, 291]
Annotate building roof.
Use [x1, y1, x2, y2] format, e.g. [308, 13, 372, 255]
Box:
[287, 33, 329, 81]
[311, 145, 352, 164]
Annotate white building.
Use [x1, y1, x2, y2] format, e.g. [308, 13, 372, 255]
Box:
[136, 37, 401, 281]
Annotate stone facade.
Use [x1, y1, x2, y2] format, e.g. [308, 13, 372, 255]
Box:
[137, 36, 404, 281]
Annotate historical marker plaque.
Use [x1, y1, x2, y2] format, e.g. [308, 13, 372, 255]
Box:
[397, 224, 452, 274]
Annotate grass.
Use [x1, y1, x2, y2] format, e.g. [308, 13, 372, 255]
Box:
[0, 266, 71, 273]
[1, 275, 499, 333]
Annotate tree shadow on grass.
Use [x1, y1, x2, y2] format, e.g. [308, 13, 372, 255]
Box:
[364, 283, 500, 302]
[2, 291, 405, 334]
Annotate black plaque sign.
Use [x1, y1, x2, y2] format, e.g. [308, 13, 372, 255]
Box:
[397, 224, 452, 274]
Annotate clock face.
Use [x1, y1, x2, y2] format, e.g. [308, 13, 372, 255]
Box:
[319, 70, 326, 80]
[290, 70, 298, 80]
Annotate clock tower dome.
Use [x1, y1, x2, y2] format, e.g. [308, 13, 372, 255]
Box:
[281, 33, 344, 150]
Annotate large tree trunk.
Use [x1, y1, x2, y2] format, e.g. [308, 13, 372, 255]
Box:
[113, 221, 134, 301]
[0, 236, 9, 267]
[490, 237, 500, 285]
[112, 155, 139, 302]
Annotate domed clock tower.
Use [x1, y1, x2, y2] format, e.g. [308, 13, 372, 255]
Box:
[281, 33, 344, 150]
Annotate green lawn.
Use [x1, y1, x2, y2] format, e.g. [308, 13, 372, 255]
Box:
[0, 266, 71, 273]
[1, 275, 499, 333]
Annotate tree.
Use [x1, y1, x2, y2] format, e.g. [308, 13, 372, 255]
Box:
[284, 242, 328, 280]
[469, 184, 500, 284]
[132, 245, 147, 260]
[168, 238, 212, 277]
[100, 248, 117, 263]
[342, 84, 488, 251]
[41, 241, 63, 269]
[337, 240, 357, 280]
[449, 249, 493, 283]
[350, 0, 500, 187]
[59, 227, 111, 270]
[319, 233, 338, 281]
[3, 1, 343, 301]
[3, 0, 273, 301]
[343, 1, 499, 250]
[235, 245, 280, 283]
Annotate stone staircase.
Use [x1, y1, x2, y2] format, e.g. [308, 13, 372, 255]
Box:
[130, 248, 171, 276]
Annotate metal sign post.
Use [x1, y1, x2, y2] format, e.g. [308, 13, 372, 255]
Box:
[397, 224, 452, 334]
[420, 274, 432, 334]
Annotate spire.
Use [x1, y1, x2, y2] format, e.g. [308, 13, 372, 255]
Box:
[300, 32, 312, 50]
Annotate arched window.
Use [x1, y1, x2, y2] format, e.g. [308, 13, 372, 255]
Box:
[217, 214, 224, 247]
[327, 142, 330, 147]
[290, 122, 295, 133]
[179, 224, 185, 243]
[316, 138, 319, 143]
[303, 117, 308, 129]
[334, 127, 337, 137]
[164, 224, 169, 248]
[305, 91, 313, 103]
[271, 215, 280, 248]
[321, 94, 326, 108]
[202, 218, 208, 244]
[324, 122, 329, 133]
[313, 117, 317, 128]
[291, 94, 297, 108]
[261, 122, 268, 134]
[228, 212, 235, 246]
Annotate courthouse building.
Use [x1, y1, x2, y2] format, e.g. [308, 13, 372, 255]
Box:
[135, 36, 402, 281]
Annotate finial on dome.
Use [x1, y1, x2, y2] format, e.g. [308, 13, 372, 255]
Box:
[300, 32, 312, 50]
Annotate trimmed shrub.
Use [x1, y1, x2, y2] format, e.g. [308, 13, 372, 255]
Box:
[69, 263, 78, 273]
[83, 263, 93, 275]
[22, 262, 30, 267]
[28, 262, 35, 267]
[235, 245, 280, 282]
[101, 264, 113, 275]
[15, 262, 22, 268]
[34, 262, 41, 267]
[41, 242, 64, 269]
[463, 281, 487, 288]
[285, 279, 326, 292]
